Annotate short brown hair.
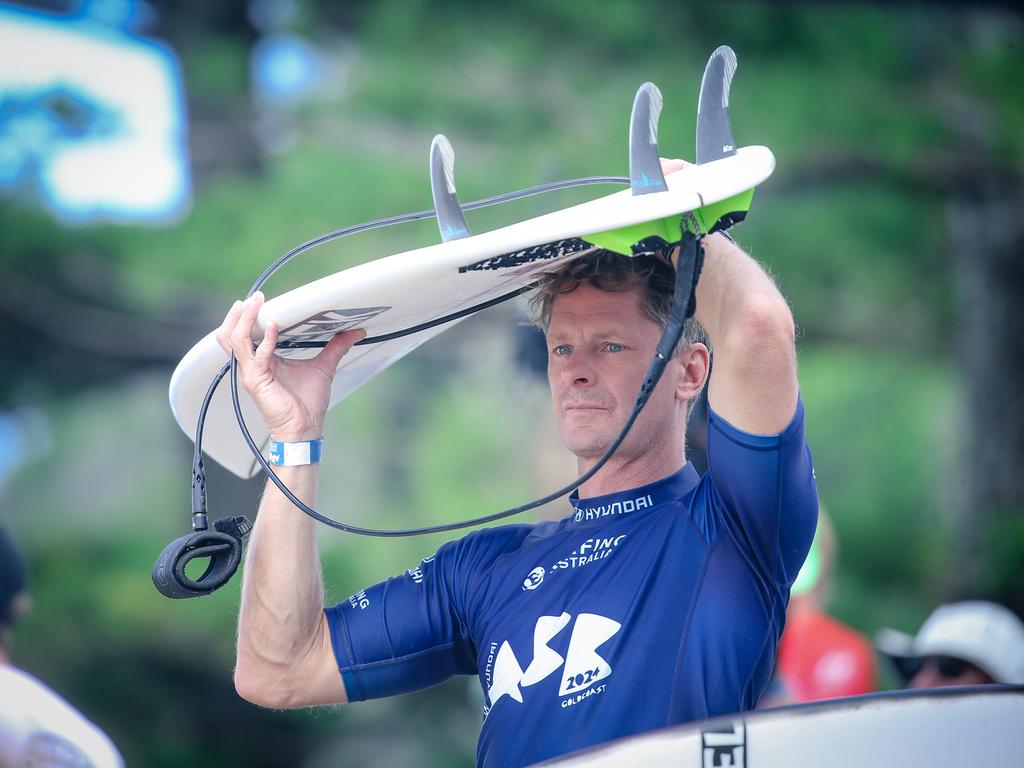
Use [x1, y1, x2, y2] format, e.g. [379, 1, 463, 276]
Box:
[529, 249, 710, 358]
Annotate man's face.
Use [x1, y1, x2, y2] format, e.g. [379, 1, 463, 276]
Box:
[908, 655, 994, 689]
[546, 283, 683, 461]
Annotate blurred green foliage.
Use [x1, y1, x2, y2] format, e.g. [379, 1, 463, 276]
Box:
[1, 1, 1021, 765]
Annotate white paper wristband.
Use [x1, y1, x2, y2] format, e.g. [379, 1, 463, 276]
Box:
[268, 438, 323, 466]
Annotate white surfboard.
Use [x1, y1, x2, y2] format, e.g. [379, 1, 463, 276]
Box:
[168, 146, 774, 478]
[539, 686, 1024, 767]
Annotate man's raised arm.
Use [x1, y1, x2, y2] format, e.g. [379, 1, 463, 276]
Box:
[695, 231, 798, 435]
[658, 157, 797, 434]
[216, 293, 362, 709]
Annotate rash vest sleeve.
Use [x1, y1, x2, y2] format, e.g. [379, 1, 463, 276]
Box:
[703, 396, 819, 590]
[324, 525, 532, 701]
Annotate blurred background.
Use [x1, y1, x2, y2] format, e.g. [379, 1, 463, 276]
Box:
[1, 0, 1021, 765]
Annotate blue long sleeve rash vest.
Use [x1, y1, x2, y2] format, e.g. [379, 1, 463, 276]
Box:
[325, 400, 818, 767]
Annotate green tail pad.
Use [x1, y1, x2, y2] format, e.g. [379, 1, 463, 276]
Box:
[692, 187, 755, 235]
[583, 188, 755, 255]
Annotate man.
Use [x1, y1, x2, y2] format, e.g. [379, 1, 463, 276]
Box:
[876, 600, 1024, 689]
[221, 159, 818, 767]
[0, 525, 123, 768]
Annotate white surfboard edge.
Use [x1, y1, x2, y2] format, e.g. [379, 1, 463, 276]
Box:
[539, 686, 1024, 768]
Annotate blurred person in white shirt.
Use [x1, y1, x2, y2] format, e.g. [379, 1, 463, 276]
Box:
[0, 524, 123, 768]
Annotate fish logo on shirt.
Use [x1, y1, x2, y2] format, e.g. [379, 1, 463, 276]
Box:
[485, 612, 621, 715]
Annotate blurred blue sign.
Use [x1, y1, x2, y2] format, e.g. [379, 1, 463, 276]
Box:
[251, 33, 324, 107]
[0, 4, 190, 224]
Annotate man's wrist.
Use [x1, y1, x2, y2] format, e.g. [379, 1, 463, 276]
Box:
[268, 437, 324, 467]
[268, 434, 319, 444]
[705, 230, 736, 247]
[269, 424, 323, 443]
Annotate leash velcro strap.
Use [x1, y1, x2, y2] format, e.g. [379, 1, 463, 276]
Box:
[629, 228, 705, 323]
[634, 228, 705, 409]
[676, 226, 705, 321]
[151, 516, 252, 599]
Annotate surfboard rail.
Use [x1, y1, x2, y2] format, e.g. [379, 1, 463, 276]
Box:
[537, 686, 1024, 767]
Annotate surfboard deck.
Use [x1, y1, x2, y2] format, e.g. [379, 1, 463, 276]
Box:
[539, 686, 1024, 767]
[169, 147, 774, 478]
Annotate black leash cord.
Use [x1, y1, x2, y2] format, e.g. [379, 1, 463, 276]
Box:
[154, 176, 703, 597]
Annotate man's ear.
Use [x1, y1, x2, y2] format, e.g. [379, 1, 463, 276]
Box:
[675, 343, 710, 403]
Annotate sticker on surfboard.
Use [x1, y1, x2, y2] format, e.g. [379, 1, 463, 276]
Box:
[458, 238, 593, 274]
[279, 307, 390, 343]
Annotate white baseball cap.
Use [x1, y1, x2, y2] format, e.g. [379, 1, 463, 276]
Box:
[876, 601, 1024, 685]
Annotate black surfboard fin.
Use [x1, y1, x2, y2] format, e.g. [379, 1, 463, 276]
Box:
[429, 134, 471, 242]
[628, 82, 668, 196]
[696, 45, 738, 165]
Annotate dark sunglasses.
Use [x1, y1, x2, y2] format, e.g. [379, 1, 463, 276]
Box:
[920, 655, 972, 678]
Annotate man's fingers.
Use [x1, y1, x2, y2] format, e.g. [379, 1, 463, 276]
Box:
[253, 319, 280, 368]
[660, 157, 689, 174]
[215, 300, 244, 353]
[228, 292, 265, 362]
[220, 295, 358, 380]
[316, 328, 366, 372]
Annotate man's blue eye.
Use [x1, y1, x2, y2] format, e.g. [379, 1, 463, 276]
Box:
[553, 344, 572, 356]
[605, 343, 624, 352]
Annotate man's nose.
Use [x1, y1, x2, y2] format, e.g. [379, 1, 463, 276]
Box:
[908, 666, 942, 690]
[561, 354, 596, 387]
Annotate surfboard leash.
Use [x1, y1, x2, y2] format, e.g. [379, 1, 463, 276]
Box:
[152, 174, 680, 599]
[153, 209, 706, 598]
[227, 219, 706, 538]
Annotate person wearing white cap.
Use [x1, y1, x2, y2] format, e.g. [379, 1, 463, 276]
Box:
[875, 600, 1024, 688]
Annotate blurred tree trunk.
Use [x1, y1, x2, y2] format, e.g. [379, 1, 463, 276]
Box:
[939, 9, 1024, 613]
[948, 183, 1024, 615]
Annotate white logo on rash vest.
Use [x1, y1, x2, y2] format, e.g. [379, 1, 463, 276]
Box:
[573, 493, 653, 523]
[552, 535, 626, 571]
[522, 535, 626, 591]
[522, 567, 545, 591]
[347, 588, 370, 610]
[407, 554, 436, 585]
[484, 612, 620, 716]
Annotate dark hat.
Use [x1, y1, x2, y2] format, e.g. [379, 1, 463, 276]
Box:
[0, 524, 29, 626]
